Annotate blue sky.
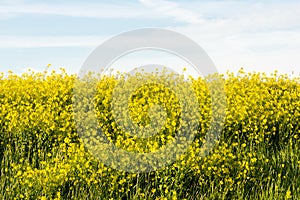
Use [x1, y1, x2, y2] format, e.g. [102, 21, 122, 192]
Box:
[0, 0, 300, 76]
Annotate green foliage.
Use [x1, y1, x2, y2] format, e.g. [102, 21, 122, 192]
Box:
[0, 69, 299, 199]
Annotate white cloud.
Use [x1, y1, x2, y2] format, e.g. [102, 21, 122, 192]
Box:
[139, 0, 204, 24]
[181, 1, 300, 32]
[0, 0, 209, 26]
[0, 0, 300, 75]
[0, 0, 205, 24]
[159, 1, 300, 75]
[0, 35, 106, 48]
[0, 1, 154, 19]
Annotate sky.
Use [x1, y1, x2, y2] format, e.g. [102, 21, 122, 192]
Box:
[0, 0, 300, 76]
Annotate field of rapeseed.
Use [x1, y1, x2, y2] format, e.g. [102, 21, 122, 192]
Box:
[0, 68, 300, 199]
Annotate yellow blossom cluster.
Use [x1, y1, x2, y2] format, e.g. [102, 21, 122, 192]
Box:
[0, 68, 299, 199]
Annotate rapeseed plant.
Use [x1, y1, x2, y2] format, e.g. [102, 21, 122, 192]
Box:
[0, 68, 299, 199]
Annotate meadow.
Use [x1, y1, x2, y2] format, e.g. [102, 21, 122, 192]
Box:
[0, 68, 299, 199]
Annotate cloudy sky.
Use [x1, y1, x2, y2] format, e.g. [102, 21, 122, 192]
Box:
[0, 0, 300, 76]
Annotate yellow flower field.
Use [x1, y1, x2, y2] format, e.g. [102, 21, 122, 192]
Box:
[0, 68, 299, 199]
